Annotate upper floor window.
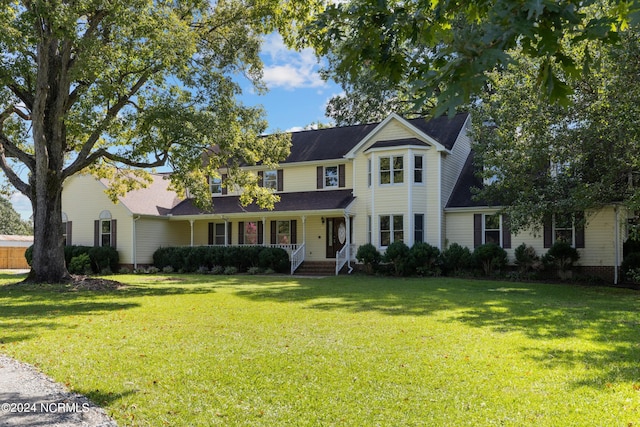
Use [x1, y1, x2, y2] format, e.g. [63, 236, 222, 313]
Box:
[317, 165, 345, 189]
[380, 156, 404, 185]
[264, 170, 278, 190]
[414, 155, 423, 183]
[325, 166, 339, 188]
[209, 176, 222, 195]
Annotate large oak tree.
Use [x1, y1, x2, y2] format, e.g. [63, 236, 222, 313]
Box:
[0, 0, 308, 283]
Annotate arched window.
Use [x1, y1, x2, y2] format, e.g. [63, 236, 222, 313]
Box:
[95, 210, 116, 248]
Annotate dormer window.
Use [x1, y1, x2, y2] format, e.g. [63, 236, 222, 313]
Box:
[209, 176, 222, 195]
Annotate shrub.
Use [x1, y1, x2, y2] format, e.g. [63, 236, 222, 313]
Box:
[542, 241, 580, 274]
[356, 244, 382, 274]
[621, 252, 640, 281]
[623, 238, 640, 258]
[625, 267, 640, 284]
[24, 245, 33, 266]
[68, 253, 92, 275]
[223, 266, 238, 275]
[384, 241, 411, 276]
[88, 246, 119, 273]
[473, 244, 508, 276]
[211, 265, 225, 275]
[441, 243, 473, 276]
[258, 248, 290, 273]
[514, 243, 541, 273]
[409, 242, 441, 276]
[162, 266, 174, 274]
[247, 266, 263, 275]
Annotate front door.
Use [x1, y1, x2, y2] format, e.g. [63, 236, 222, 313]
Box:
[326, 217, 346, 258]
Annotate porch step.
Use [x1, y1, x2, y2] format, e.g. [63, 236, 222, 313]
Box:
[294, 261, 336, 276]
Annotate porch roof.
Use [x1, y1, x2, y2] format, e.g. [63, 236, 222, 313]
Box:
[170, 189, 356, 216]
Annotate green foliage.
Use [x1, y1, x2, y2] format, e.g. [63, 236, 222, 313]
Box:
[356, 243, 382, 274]
[409, 242, 442, 277]
[68, 254, 92, 275]
[514, 243, 541, 273]
[88, 246, 119, 274]
[0, 197, 31, 235]
[473, 244, 508, 277]
[542, 242, 580, 273]
[383, 241, 411, 276]
[441, 243, 473, 276]
[152, 246, 291, 274]
[258, 248, 290, 274]
[621, 252, 640, 282]
[305, 0, 630, 116]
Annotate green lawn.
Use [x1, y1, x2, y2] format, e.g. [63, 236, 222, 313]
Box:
[0, 273, 639, 426]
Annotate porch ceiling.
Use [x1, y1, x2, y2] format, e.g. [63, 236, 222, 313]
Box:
[170, 189, 356, 217]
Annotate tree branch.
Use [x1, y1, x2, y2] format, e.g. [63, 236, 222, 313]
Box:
[0, 142, 31, 198]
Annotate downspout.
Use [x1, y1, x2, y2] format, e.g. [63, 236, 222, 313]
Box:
[614, 206, 620, 285]
[133, 215, 140, 270]
[344, 212, 353, 274]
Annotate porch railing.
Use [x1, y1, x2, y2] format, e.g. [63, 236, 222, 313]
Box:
[290, 243, 305, 274]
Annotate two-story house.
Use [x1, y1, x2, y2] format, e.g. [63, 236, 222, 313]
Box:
[61, 113, 626, 281]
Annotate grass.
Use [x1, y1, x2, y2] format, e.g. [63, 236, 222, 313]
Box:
[0, 273, 639, 426]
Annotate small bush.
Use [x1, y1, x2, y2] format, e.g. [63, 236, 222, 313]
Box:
[409, 242, 442, 276]
[211, 265, 225, 275]
[473, 244, 508, 276]
[223, 266, 238, 275]
[68, 253, 92, 275]
[356, 244, 382, 274]
[247, 266, 263, 275]
[88, 246, 119, 273]
[162, 266, 174, 274]
[24, 245, 33, 266]
[543, 241, 580, 274]
[196, 266, 210, 274]
[625, 267, 640, 284]
[119, 267, 131, 274]
[514, 243, 541, 273]
[441, 243, 473, 276]
[384, 241, 411, 276]
[621, 252, 640, 281]
[258, 248, 290, 273]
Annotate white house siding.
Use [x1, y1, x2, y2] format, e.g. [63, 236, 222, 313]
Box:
[444, 207, 621, 269]
[135, 218, 189, 265]
[62, 175, 133, 264]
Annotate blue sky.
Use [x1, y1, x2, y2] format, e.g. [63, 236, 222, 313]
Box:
[10, 33, 342, 220]
[241, 33, 341, 132]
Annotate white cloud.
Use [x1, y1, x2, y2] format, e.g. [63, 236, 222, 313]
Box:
[261, 34, 326, 91]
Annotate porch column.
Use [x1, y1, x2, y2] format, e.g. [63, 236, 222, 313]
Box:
[189, 219, 194, 247]
[302, 216, 306, 245]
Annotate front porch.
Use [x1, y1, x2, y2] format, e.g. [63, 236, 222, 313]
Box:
[168, 214, 357, 275]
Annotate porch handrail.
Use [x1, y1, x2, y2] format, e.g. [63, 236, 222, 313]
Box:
[290, 243, 305, 275]
[336, 244, 349, 275]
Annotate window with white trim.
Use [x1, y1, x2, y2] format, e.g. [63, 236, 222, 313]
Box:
[324, 166, 339, 188]
[367, 159, 372, 187]
[414, 155, 423, 183]
[380, 156, 404, 184]
[264, 170, 278, 190]
[554, 213, 574, 244]
[414, 214, 424, 243]
[277, 220, 291, 244]
[99, 210, 112, 247]
[213, 223, 225, 245]
[209, 176, 222, 195]
[483, 214, 501, 245]
[380, 215, 403, 246]
[244, 221, 258, 245]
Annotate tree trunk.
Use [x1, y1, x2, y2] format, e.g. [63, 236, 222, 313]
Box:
[24, 175, 70, 284]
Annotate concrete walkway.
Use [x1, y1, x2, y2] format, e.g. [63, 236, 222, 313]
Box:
[0, 354, 117, 427]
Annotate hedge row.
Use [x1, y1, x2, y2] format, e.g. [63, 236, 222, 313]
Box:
[25, 245, 119, 274]
[152, 246, 290, 274]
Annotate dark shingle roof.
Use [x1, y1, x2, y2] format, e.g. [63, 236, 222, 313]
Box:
[171, 190, 356, 216]
[283, 113, 468, 163]
[446, 151, 488, 208]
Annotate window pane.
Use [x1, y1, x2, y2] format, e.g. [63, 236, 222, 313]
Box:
[245, 222, 258, 244]
[393, 156, 403, 170]
[264, 170, 277, 190]
[556, 213, 573, 229]
[101, 234, 111, 247]
[325, 166, 338, 187]
[210, 176, 222, 194]
[101, 220, 110, 234]
[381, 231, 391, 247]
[380, 157, 390, 171]
[485, 215, 500, 230]
[394, 170, 404, 183]
[485, 230, 500, 245]
[380, 215, 390, 231]
[394, 230, 404, 243]
[393, 215, 403, 230]
[555, 230, 573, 243]
[414, 156, 422, 169]
[277, 220, 290, 244]
[380, 171, 391, 184]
